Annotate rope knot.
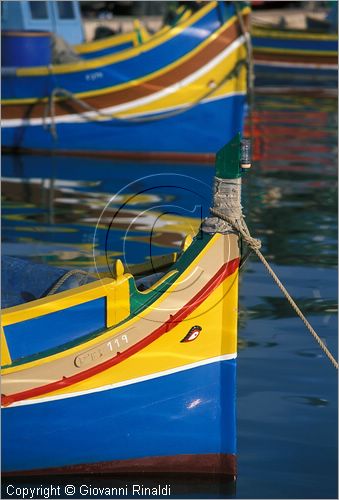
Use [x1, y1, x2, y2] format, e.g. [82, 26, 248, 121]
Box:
[209, 207, 262, 251]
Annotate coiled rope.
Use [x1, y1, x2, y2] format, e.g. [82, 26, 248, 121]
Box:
[210, 207, 339, 370]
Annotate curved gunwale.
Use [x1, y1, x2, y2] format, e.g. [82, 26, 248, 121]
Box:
[2, 255, 239, 406]
[73, 6, 192, 55]
[75, 30, 138, 54]
[2, 233, 219, 374]
[11, 2, 217, 77]
[1, 233, 239, 394]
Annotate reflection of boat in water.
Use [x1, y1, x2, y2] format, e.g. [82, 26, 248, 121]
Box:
[246, 93, 337, 176]
[251, 15, 338, 94]
[2, 154, 210, 269]
[1, 135, 247, 478]
[2, 2, 250, 161]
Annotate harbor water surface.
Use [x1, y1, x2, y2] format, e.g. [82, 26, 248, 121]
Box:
[2, 91, 337, 498]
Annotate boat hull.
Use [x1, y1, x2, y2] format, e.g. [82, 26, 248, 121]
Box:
[1, 93, 246, 159]
[2, 357, 236, 477]
[1, 2, 249, 158]
[252, 27, 338, 93]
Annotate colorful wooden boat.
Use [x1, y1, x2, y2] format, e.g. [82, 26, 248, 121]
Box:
[252, 24, 338, 93]
[1, 134, 247, 478]
[1, 2, 250, 162]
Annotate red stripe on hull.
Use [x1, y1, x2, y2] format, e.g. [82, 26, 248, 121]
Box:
[2, 257, 239, 406]
[253, 51, 338, 66]
[2, 147, 216, 164]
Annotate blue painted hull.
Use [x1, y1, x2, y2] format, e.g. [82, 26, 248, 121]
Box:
[252, 35, 337, 53]
[254, 64, 338, 90]
[2, 358, 236, 474]
[2, 94, 246, 155]
[252, 27, 338, 92]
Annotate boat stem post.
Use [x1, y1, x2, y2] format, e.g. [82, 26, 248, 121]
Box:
[202, 133, 251, 234]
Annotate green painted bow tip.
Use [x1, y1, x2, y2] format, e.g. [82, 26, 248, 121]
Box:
[215, 133, 242, 179]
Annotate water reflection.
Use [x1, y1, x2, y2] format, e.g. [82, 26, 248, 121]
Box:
[2, 159, 211, 271]
[284, 396, 329, 407]
[248, 296, 337, 320]
[236, 93, 337, 499]
[243, 94, 338, 269]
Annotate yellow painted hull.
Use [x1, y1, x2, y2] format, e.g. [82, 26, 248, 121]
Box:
[2, 231, 240, 477]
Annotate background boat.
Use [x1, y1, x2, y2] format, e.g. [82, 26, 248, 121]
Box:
[2, 1, 250, 162]
[251, 4, 338, 94]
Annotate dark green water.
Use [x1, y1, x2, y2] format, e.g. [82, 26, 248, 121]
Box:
[1, 92, 337, 498]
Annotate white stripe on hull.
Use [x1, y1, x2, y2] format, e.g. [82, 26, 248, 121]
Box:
[254, 60, 338, 70]
[5, 353, 237, 408]
[1, 91, 246, 129]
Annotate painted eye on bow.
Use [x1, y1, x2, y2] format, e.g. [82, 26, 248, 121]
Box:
[180, 326, 202, 343]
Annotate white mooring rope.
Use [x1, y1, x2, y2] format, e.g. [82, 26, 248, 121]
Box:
[210, 207, 338, 370]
